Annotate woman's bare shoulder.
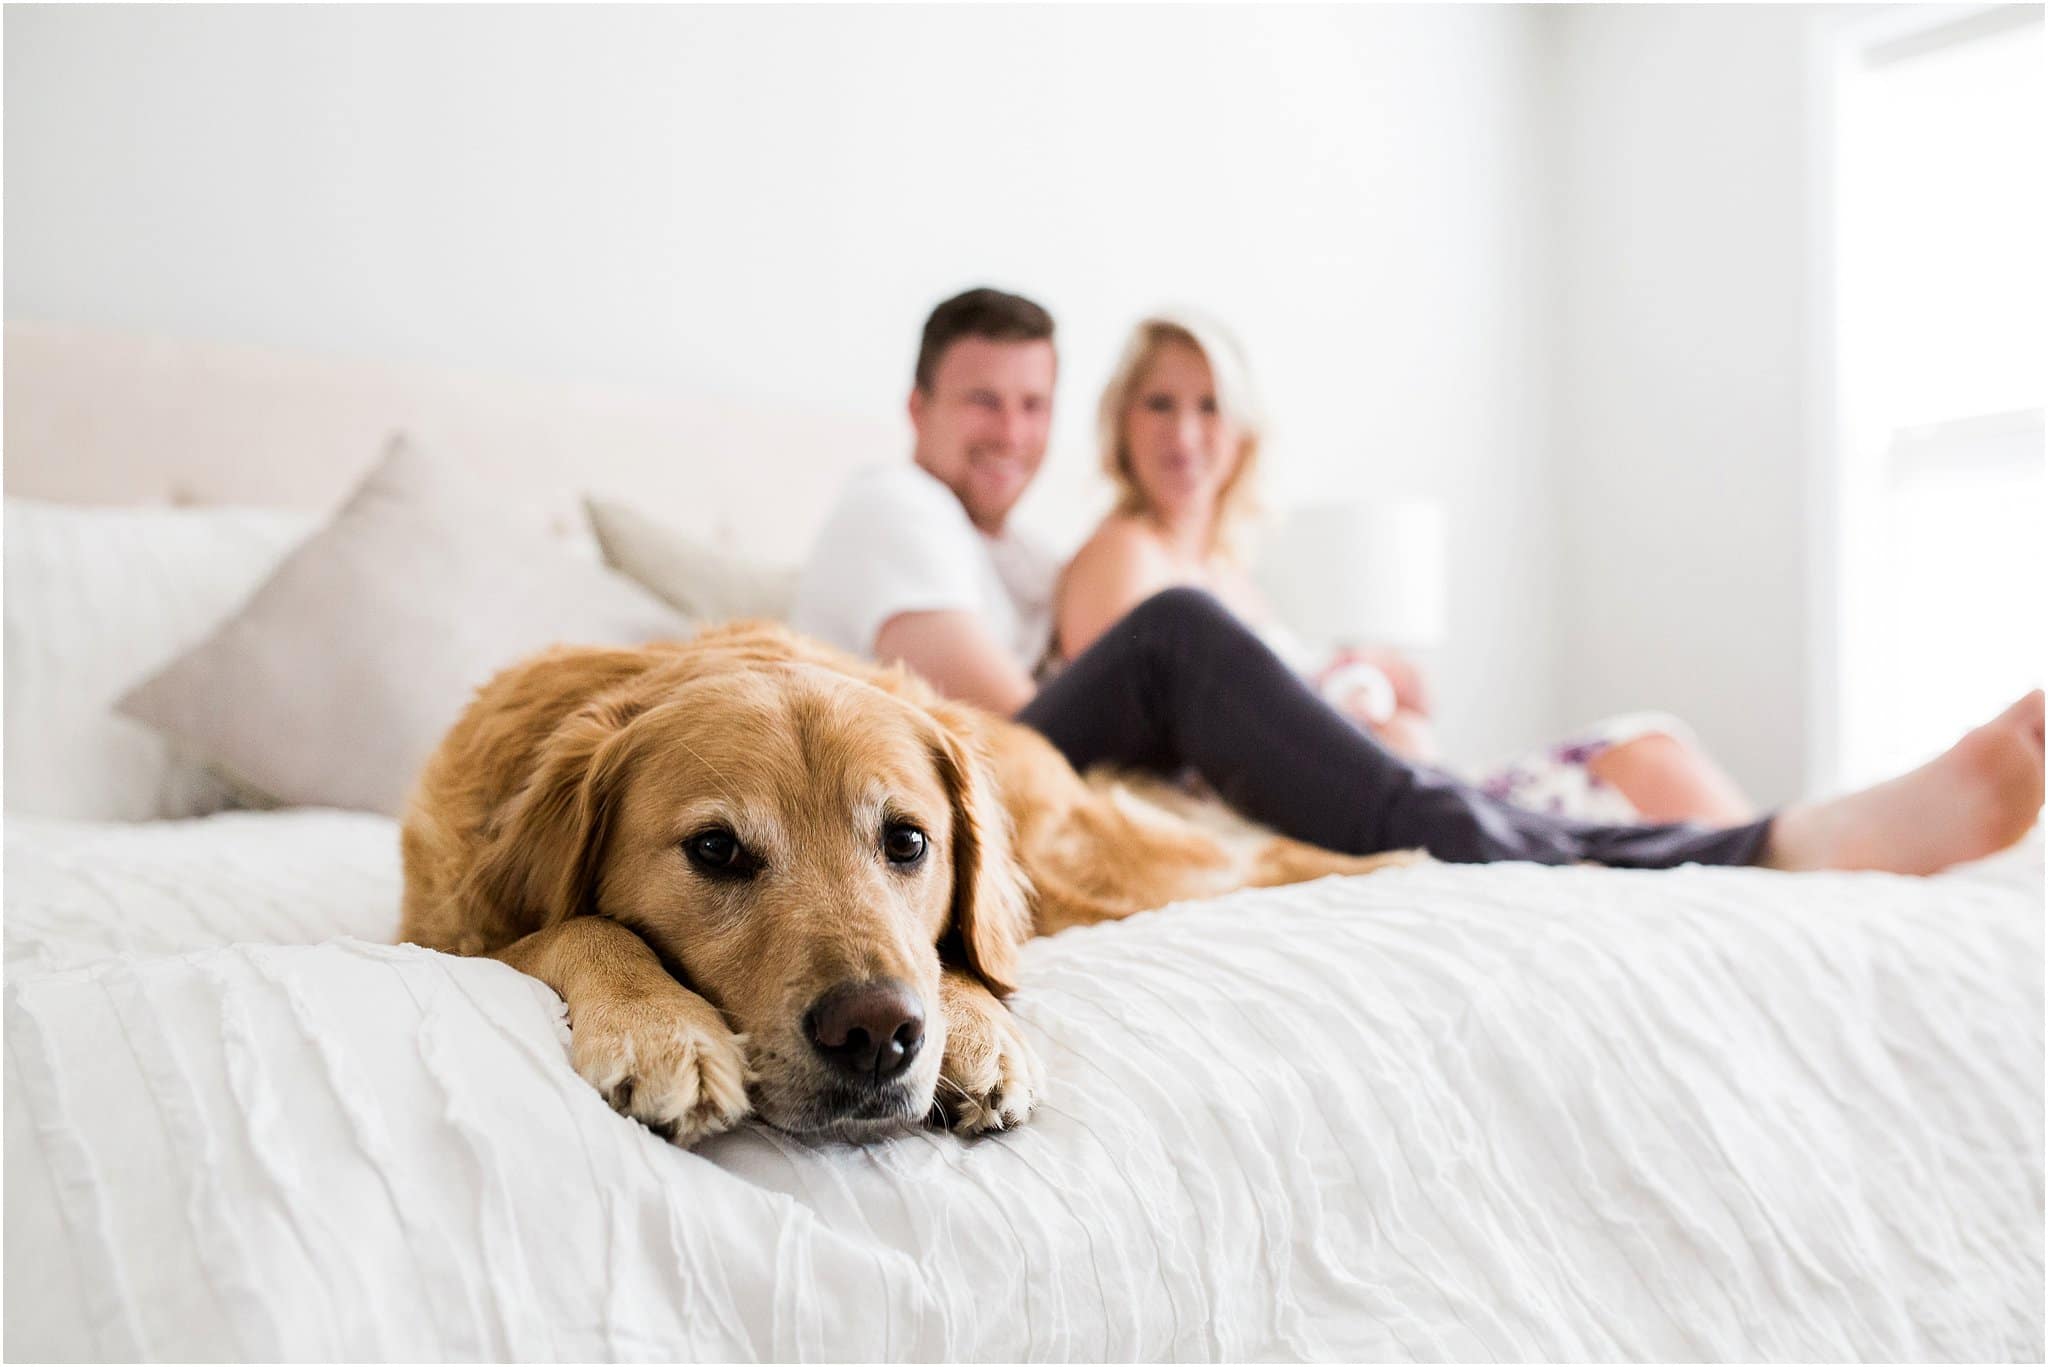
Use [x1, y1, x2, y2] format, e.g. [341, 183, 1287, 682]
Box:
[1069, 513, 1171, 577]
[1055, 514, 1178, 659]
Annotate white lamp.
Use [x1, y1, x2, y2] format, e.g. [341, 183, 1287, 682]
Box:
[1257, 497, 1449, 653]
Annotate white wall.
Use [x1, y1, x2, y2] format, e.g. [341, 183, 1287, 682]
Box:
[5, 3, 1560, 771]
[1547, 4, 1827, 805]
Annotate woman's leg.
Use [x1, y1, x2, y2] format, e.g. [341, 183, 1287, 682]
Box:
[1018, 587, 1774, 868]
[1587, 730, 1755, 826]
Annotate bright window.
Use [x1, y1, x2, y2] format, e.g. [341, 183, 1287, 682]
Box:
[1827, 5, 2045, 791]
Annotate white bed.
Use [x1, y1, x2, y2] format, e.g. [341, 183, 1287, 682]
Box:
[8, 811, 2040, 1361]
[5, 326, 2042, 1362]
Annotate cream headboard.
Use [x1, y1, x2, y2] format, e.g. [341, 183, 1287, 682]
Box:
[3, 320, 903, 562]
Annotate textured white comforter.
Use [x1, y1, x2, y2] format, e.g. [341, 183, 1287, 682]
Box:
[5, 810, 2041, 1362]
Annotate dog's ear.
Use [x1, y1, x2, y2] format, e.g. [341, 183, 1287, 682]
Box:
[465, 695, 645, 932]
[929, 716, 1032, 998]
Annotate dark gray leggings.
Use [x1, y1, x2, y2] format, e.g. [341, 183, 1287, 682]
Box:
[1017, 587, 1774, 867]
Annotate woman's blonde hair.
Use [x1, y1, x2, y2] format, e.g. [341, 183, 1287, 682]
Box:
[1096, 313, 1266, 561]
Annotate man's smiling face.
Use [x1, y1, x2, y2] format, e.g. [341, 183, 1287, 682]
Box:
[908, 336, 1056, 535]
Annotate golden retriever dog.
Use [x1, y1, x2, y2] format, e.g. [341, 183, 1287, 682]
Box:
[400, 621, 1416, 1147]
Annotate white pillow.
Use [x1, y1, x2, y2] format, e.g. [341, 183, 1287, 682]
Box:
[117, 443, 693, 817]
[586, 495, 800, 624]
[4, 499, 317, 820]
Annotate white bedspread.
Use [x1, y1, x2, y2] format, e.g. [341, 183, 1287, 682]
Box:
[5, 811, 2041, 1361]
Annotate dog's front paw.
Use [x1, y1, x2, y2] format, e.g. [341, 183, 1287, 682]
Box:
[938, 988, 1043, 1135]
[570, 995, 752, 1147]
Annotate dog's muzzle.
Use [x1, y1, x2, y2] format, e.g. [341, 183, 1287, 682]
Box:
[802, 978, 926, 1083]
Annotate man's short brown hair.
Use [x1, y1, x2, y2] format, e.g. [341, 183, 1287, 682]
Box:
[914, 287, 1055, 391]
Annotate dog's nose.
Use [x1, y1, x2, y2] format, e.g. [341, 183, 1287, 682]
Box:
[805, 980, 925, 1082]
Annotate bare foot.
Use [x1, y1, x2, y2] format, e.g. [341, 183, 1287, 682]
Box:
[1764, 691, 2045, 875]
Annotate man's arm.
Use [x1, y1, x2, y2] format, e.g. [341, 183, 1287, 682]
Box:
[874, 610, 1037, 718]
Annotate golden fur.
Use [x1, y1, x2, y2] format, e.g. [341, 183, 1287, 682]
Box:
[400, 621, 1416, 1145]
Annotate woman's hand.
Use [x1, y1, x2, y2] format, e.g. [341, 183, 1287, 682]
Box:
[1370, 708, 1441, 764]
[1317, 659, 1398, 726]
[1321, 679, 1441, 763]
[1325, 646, 1432, 718]
[1315, 650, 1440, 762]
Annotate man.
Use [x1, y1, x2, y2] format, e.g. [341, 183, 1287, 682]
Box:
[795, 287, 2044, 875]
[795, 287, 1057, 717]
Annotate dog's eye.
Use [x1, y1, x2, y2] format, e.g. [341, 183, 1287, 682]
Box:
[882, 824, 928, 866]
[683, 829, 751, 875]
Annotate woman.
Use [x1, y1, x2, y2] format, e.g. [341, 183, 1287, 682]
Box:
[1055, 314, 1756, 826]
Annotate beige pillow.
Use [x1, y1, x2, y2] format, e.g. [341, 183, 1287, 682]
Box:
[586, 495, 800, 625]
[119, 441, 692, 816]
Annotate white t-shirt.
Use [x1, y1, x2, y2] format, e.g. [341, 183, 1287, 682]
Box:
[793, 464, 1058, 671]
